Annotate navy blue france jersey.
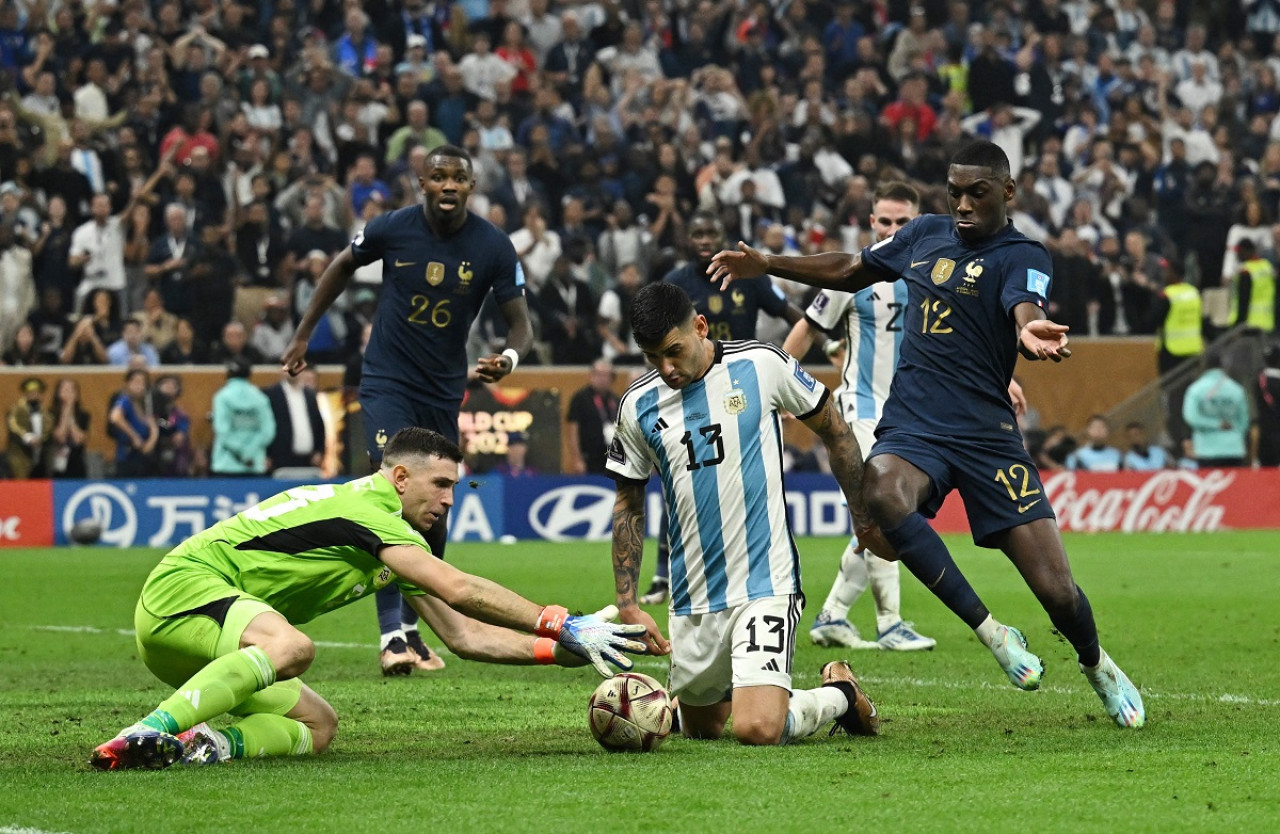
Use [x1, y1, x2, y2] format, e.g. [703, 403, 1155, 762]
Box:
[860, 215, 1052, 440]
[351, 207, 524, 407]
[665, 263, 788, 341]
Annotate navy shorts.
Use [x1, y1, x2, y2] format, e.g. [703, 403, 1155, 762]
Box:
[359, 386, 459, 465]
[869, 429, 1056, 547]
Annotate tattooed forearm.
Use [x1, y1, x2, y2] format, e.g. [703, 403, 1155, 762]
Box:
[803, 397, 873, 529]
[612, 482, 647, 606]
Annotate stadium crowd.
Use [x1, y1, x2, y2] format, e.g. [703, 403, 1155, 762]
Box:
[1, 0, 1280, 475]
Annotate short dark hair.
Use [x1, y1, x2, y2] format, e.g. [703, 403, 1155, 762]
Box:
[874, 181, 920, 206]
[630, 283, 695, 347]
[951, 140, 1011, 179]
[382, 427, 463, 466]
[426, 144, 473, 171]
[226, 358, 252, 379]
[1087, 414, 1109, 426]
[1125, 421, 1147, 432]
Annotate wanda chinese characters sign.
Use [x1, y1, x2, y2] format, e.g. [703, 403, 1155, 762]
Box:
[932, 469, 1280, 534]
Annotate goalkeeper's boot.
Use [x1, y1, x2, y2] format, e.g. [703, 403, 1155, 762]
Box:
[380, 636, 416, 676]
[989, 625, 1043, 691]
[810, 612, 878, 649]
[820, 660, 880, 737]
[90, 725, 184, 771]
[1081, 649, 1145, 728]
[178, 722, 231, 765]
[405, 629, 446, 671]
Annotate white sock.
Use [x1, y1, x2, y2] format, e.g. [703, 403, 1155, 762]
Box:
[781, 687, 848, 742]
[973, 615, 1001, 649]
[401, 619, 419, 634]
[380, 629, 406, 651]
[866, 550, 902, 634]
[820, 538, 868, 621]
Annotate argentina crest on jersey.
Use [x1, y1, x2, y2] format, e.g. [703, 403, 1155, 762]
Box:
[723, 387, 747, 415]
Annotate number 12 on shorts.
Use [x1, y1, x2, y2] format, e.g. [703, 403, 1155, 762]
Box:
[994, 463, 1043, 512]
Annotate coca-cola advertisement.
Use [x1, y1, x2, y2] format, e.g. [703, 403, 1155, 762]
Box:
[931, 469, 1280, 535]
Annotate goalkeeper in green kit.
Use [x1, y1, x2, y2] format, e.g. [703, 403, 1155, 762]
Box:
[91, 428, 647, 770]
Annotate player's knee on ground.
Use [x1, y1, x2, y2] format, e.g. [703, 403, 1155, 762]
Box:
[309, 700, 339, 753]
[731, 714, 785, 746]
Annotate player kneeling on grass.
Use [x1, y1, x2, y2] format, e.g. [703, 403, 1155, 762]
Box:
[608, 283, 882, 745]
[91, 427, 647, 770]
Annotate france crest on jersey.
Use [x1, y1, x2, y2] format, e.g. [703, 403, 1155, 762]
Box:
[608, 341, 829, 616]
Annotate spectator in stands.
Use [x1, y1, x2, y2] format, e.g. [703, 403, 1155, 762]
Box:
[107, 318, 160, 368]
[250, 294, 296, 364]
[160, 317, 210, 366]
[134, 289, 179, 353]
[235, 200, 287, 288]
[1183, 356, 1250, 468]
[565, 358, 619, 475]
[211, 320, 267, 366]
[185, 224, 240, 346]
[510, 201, 561, 292]
[31, 196, 75, 309]
[45, 378, 90, 478]
[597, 261, 643, 365]
[1123, 420, 1172, 470]
[210, 357, 275, 477]
[28, 288, 70, 364]
[5, 377, 51, 478]
[1254, 343, 1280, 467]
[1066, 415, 1124, 471]
[492, 430, 536, 477]
[2, 321, 37, 365]
[152, 374, 193, 477]
[264, 367, 327, 474]
[108, 368, 158, 478]
[0, 222, 34, 352]
[537, 255, 599, 364]
[61, 289, 118, 366]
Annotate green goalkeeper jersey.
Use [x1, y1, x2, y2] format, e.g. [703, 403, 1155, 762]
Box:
[153, 474, 429, 624]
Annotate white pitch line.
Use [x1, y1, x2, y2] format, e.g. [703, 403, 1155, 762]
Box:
[1, 826, 73, 834]
[27, 626, 1280, 709]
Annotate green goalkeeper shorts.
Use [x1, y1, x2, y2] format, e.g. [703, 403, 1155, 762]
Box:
[135, 561, 302, 717]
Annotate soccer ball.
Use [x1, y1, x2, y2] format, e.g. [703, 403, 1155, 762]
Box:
[587, 672, 673, 752]
[69, 519, 102, 544]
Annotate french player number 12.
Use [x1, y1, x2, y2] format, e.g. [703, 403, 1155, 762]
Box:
[681, 424, 725, 471]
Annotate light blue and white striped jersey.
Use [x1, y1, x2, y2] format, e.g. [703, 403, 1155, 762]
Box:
[607, 340, 829, 616]
[804, 280, 909, 422]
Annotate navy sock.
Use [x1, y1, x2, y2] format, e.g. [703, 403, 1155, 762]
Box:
[375, 586, 404, 636]
[883, 513, 989, 629]
[1050, 586, 1100, 667]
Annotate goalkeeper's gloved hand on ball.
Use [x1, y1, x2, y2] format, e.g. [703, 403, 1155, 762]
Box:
[548, 605, 649, 677]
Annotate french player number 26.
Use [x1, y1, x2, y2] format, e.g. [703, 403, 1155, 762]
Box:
[408, 295, 452, 328]
[681, 424, 725, 471]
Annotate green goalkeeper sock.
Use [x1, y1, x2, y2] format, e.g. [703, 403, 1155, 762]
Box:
[140, 646, 277, 734]
[224, 714, 314, 759]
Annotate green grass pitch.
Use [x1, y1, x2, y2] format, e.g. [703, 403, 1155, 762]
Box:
[1, 533, 1278, 833]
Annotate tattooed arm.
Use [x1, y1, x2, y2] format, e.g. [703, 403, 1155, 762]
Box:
[612, 479, 672, 655]
[800, 394, 897, 559]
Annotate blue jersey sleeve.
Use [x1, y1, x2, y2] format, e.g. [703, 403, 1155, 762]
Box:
[1000, 242, 1054, 315]
[488, 233, 524, 304]
[350, 214, 390, 267]
[756, 276, 789, 317]
[859, 216, 920, 280]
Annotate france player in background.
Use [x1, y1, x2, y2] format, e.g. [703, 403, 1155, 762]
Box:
[608, 282, 886, 744]
[709, 141, 1144, 728]
[282, 145, 532, 676]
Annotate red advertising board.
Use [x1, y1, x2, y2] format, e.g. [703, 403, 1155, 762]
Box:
[932, 468, 1280, 535]
[0, 479, 54, 546]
